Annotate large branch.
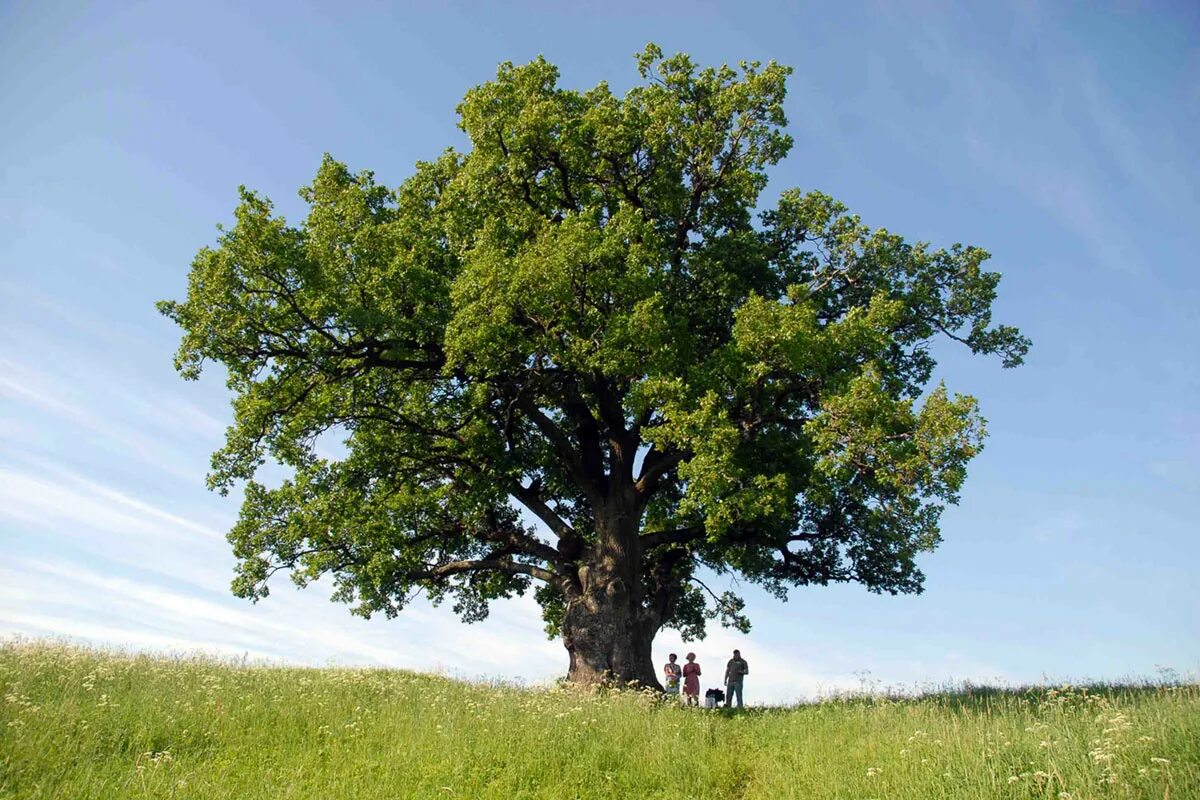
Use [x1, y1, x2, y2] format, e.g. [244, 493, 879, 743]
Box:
[262, 521, 559, 586]
[635, 443, 685, 496]
[589, 372, 636, 479]
[641, 525, 705, 550]
[241, 279, 447, 375]
[511, 483, 578, 543]
[350, 337, 446, 372]
[347, 395, 474, 442]
[477, 517, 564, 567]
[517, 396, 603, 502]
[642, 545, 690, 630]
[546, 149, 580, 212]
[424, 557, 555, 584]
[556, 380, 607, 486]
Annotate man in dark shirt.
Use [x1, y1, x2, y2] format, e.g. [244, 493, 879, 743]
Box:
[724, 649, 749, 708]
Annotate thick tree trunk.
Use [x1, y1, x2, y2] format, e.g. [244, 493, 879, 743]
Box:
[560, 497, 662, 688]
[561, 584, 660, 688]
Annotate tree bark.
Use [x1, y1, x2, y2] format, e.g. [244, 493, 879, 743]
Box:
[560, 496, 662, 688]
[561, 583, 660, 688]
[561, 599, 660, 688]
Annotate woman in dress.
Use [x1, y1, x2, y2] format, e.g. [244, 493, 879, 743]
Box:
[682, 652, 701, 706]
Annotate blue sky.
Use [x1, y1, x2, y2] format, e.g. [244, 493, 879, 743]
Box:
[1, 0, 1197, 703]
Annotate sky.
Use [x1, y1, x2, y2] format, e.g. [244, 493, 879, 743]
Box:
[1, 0, 1197, 705]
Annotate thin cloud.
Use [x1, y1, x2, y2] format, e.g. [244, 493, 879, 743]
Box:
[0, 361, 203, 482]
[5, 558, 407, 664]
[0, 456, 567, 682]
[0, 467, 220, 543]
[866, 2, 1153, 275]
[28, 458, 223, 540]
[2, 555, 563, 682]
[1, 611, 286, 662]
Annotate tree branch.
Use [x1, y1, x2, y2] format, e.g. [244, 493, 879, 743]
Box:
[642, 525, 705, 550]
[477, 516, 564, 567]
[635, 444, 685, 496]
[516, 397, 600, 501]
[547, 149, 580, 212]
[512, 483, 578, 542]
[425, 557, 554, 583]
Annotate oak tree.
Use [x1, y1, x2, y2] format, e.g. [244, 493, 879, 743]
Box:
[160, 45, 1029, 687]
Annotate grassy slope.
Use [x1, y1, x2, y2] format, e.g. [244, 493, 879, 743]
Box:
[1, 642, 1196, 799]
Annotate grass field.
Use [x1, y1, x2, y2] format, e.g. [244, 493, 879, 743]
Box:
[2, 640, 1196, 799]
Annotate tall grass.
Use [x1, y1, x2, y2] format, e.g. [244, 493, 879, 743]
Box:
[2, 640, 1196, 799]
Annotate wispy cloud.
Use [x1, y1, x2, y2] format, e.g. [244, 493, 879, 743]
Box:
[2, 611, 286, 661]
[1, 554, 565, 681]
[861, 1, 1197, 277]
[1, 361, 201, 480]
[4, 558, 399, 663]
[1077, 72, 1196, 216]
[25, 457, 223, 539]
[0, 467, 219, 544]
[0, 457, 566, 684]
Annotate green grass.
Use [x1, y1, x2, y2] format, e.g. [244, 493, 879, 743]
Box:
[2, 640, 1196, 799]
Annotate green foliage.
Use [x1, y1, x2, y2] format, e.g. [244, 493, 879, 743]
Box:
[4, 643, 1197, 799]
[159, 44, 1029, 644]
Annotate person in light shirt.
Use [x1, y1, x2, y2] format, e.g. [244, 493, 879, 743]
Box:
[662, 653, 682, 697]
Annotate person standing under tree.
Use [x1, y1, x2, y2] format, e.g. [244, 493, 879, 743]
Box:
[663, 653, 682, 698]
[682, 652, 701, 706]
[724, 649, 749, 708]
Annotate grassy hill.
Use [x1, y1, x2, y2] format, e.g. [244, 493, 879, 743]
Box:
[1, 641, 1196, 799]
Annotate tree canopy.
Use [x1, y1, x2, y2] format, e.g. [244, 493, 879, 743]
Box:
[160, 44, 1029, 684]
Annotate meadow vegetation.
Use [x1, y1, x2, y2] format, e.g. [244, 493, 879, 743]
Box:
[2, 640, 1196, 799]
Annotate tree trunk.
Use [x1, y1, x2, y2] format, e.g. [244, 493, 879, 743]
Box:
[561, 583, 660, 688]
[561, 498, 661, 688]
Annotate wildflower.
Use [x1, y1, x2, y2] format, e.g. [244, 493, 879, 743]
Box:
[1007, 776, 1020, 784]
[865, 767, 881, 777]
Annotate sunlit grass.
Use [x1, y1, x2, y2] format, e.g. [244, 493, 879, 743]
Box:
[2, 639, 1196, 799]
